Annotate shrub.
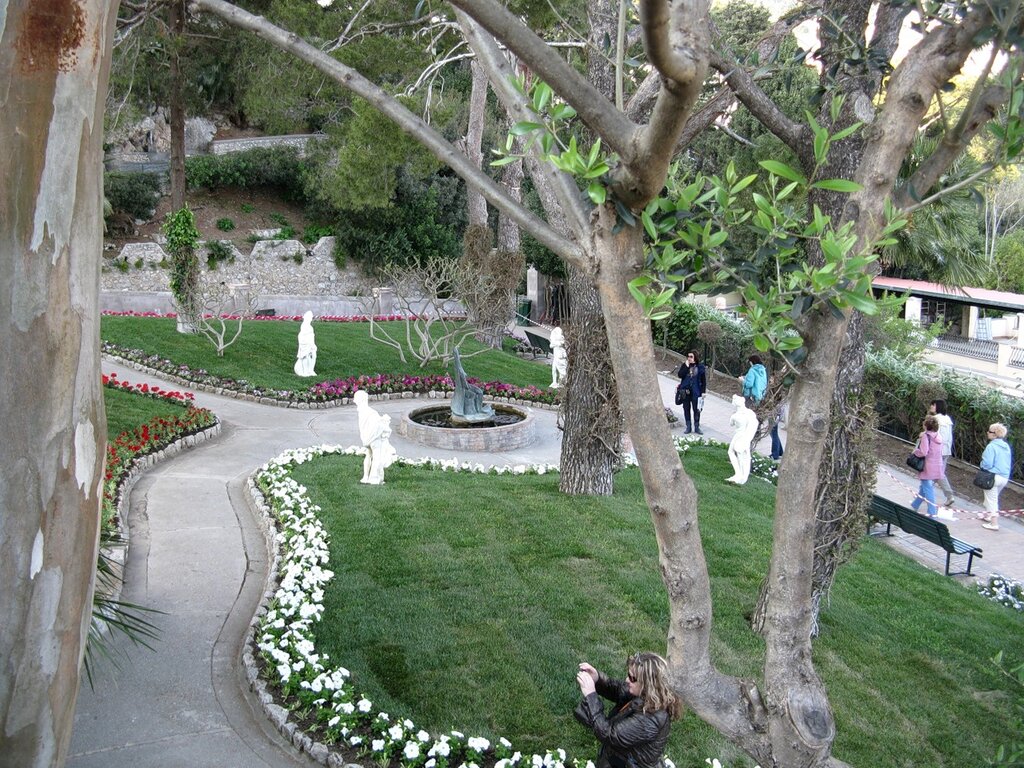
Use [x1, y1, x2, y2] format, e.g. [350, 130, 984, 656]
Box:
[302, 224, 333, 244]
[185, 146, 306, 200]
[867, 349, 1024, 476]
[216, 217, 236, 232]
[205, 240, 234, 270]
[659, 301, 756, 376]
[104, 171, 162, 220]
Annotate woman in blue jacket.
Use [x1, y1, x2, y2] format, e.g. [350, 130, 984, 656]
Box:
[676, 350, 707, 434]
[980, 422, 1013, 530]
[738, 354, 768, 407]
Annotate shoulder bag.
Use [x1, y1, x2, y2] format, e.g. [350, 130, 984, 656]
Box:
[973, 468, 996, 489]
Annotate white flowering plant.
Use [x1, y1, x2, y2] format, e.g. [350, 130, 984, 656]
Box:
[977, 574, 1024, 612]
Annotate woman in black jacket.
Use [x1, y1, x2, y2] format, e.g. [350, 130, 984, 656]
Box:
[676, 351, 707, 434]
[574, 652, 683, 768]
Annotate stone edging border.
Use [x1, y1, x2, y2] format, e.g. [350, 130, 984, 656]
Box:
[243, 473, 349, 767]
[102, 352, 561, 412]
[99, 421, 223, 610]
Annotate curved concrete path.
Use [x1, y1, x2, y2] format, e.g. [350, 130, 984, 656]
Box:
[69, 360, 1024, 767]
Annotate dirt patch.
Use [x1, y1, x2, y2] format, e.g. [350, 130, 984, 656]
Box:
[106, 187, 316, 253]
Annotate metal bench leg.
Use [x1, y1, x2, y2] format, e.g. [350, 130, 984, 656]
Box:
[965, 552, 974, 576]
[944, 552, 951, 576]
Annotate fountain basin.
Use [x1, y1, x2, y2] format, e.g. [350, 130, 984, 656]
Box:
[396, 403, 535, 451]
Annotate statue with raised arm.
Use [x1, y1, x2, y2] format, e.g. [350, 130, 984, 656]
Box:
[450, 347, 495, 424]
[550, 326, 567, 388]
[727, 394, 758, 485]
[293, 311, 318, 377]
[354, 389, 397, 484]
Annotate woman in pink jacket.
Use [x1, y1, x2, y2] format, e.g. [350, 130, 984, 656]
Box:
[910, 415, 944, 518]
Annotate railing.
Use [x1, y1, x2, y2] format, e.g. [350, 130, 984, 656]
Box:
[931, 334, 999, 362]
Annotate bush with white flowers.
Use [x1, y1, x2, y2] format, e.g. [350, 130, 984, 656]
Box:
[253, 443, 742, 767]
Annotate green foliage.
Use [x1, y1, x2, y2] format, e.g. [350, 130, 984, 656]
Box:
[162, 207, 200, 316]
[334, 169, 465, 274]
[216, 217, 236, 232]
[205, 240, 234, 270]
[302, 224, 333, 244]
[303, 98, 441, 212]
[989, 652, 1024, 766]
[103, 171, 162, 219]
[991, 229, 1024, 292]
[185, 146, 307, 199]
[658, 302, 757, 376]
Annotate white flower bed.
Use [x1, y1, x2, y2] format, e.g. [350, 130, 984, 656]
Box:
[253, 443, 745, 768]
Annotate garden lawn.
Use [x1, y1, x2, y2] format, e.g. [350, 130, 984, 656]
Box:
[104, 383, 190, 439]
[290, 445, 1022, 768]
[101, 316, 550, 391]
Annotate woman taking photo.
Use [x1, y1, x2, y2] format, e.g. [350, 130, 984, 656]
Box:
[676, 350, 707, 435]
[574, 652, 682, 768]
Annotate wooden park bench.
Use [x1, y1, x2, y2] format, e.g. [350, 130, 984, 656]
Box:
[523, 329, 552, 359]
[868, 495, 982, 576]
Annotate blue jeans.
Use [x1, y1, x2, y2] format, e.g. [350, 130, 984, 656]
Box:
[911, 479, 937, 517]
[770, 423, 784, 460]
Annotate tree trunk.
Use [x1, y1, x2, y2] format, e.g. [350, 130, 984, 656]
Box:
[168, 0, 187, 211]
[558, 265, 621, 495]
[0, 2, 115, 765]
[555, 0, 623, 496]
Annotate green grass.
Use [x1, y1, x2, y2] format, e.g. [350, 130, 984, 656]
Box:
[103, 385, 189, 439]
[290, 446, 1023, 768]
[101, 316, 551, 392]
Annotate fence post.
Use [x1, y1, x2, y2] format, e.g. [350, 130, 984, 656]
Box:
[997, 343, 1012, 376]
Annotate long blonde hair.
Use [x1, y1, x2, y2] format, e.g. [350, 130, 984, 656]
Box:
[628, 652, 683, 720]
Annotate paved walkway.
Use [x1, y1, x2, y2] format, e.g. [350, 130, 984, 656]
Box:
[69, 359, 1024, 767]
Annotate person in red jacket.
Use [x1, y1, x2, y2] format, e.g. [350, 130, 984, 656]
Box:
[574, 652, 683, 768]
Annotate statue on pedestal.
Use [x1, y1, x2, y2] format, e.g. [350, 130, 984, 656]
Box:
[294, 311, 318, 377]
[550, 326, 568, 388]
[354, 390, 397, 484]
[727, 394, 758, 485]
[450, 347, 495, 424]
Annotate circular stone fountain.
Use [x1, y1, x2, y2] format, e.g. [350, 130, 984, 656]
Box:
[395, 402, 536, 451]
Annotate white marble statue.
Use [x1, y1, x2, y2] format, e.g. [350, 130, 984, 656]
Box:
[354, 389, 397, 485]
[727, 394, 759, 485]
[293, 311, 318, 377]
[550, 326, 568, 388]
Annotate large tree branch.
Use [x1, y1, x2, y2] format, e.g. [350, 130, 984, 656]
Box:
[447, 0, 638, 158]
[708, 6, 813, 162]
[192, 0, 580, 263]
[845, 4, 996, 242]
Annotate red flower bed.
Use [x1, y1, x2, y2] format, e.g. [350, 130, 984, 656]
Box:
[102, 373, 216, 530]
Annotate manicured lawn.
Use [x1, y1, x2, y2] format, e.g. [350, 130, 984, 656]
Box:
[103, 384, 190, 438]
[101, 315, 551, 391]
[290, 445, 1022, 768]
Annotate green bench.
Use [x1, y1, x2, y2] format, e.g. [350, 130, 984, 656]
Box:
[868, 495, 982, 576]
[523, 329, 552, 359]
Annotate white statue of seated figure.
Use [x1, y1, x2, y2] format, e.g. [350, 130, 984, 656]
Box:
[550, 326, 568, 388]
[354, 390, 397, 485]
[727, 394, 758, 485]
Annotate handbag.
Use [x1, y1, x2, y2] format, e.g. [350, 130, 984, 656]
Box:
[973, 468, 996, 490]
[906, 453, 925, 472]
[674, 386, 690, 406]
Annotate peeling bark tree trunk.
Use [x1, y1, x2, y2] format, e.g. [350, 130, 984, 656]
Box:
[0, 2, 115, 766]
